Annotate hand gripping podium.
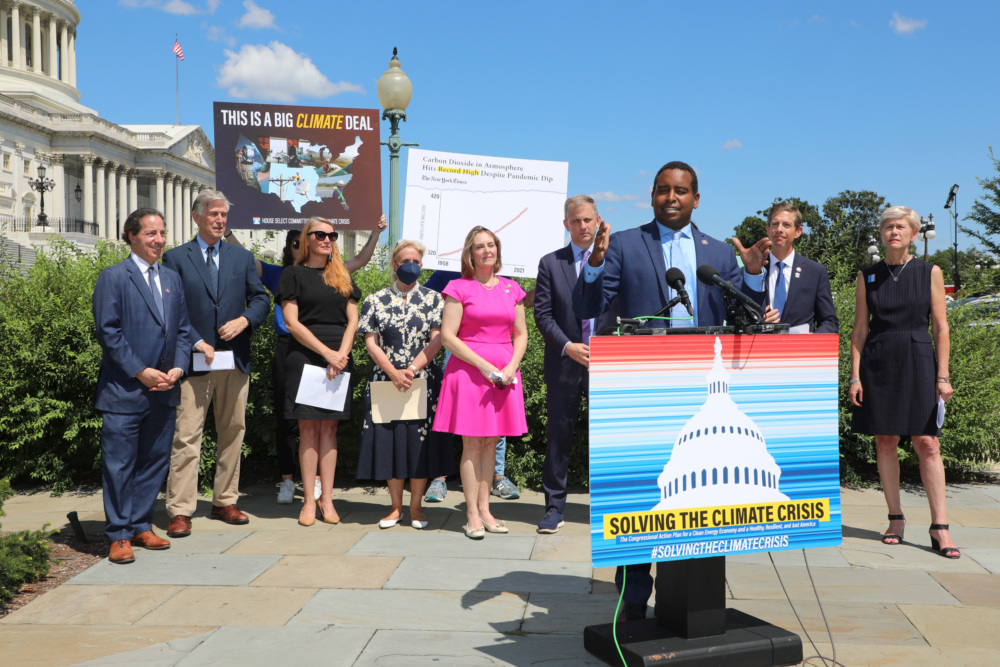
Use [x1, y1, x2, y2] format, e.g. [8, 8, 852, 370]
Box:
[584, 330, 842, 666]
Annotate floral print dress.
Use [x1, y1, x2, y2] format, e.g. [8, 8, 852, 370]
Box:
[355, 284, 455, 480]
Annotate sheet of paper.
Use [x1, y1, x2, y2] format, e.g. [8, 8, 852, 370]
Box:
[193, 350, 235, 371]
[370, 378, 427, 423]
[294, 365, 351, 412]
[788, 324, 811, 335]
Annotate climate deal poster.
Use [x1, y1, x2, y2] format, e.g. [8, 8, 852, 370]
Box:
[213, 102, 382, 230]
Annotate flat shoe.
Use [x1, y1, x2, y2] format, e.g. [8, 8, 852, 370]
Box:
[484, 520, 509, 534]
[411, 519, 429, 529]
[379, 517, 400, 529]
[463, 524, 485, 539]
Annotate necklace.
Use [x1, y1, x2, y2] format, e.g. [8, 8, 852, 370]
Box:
[478, 276, 498, 291]
[887, 257, 913, 282]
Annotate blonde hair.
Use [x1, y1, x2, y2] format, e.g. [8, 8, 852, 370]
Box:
[460, 226, 502, 279]
[391, 239, 426, 264]
[296, 217, 352, 297]
[880, 206, 921, 235]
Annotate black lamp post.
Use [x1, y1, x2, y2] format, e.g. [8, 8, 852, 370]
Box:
[944, 184, 960, 292]
[917, 214, 935, 261]
[28, 164, 56, 227]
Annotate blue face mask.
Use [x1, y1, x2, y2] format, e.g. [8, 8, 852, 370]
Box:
[395, 260, 421, 285]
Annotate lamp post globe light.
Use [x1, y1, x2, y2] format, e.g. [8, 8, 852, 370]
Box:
[28, 164, 57, 228]
[867, 236, 880, 264]
[918, 214, 936, 260]
[378, 48, 418, 248]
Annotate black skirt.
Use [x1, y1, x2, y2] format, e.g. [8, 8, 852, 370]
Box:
[284, 324, 353, 421]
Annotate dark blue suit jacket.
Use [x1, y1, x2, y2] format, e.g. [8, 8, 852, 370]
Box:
[93, 258, 193, 412]
[573, 221, 763, 324]
[535, 245, 617, 387]
[764, 253, 838, 333]
[162, 239, 270, 375]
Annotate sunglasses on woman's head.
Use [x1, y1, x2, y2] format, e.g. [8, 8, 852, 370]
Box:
[308, 230, 339, 241]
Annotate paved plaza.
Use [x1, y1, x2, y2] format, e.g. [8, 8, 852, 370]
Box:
[1, 481, 999, 666]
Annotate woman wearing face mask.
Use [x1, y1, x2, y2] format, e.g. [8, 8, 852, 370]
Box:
[355, 240, 455, 529]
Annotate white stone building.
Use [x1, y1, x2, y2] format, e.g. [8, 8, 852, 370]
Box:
[0, 0, 369, 263]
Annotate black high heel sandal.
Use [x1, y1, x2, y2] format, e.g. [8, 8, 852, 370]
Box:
[882, 513, 905, 545]
[929, 524, 961, 559]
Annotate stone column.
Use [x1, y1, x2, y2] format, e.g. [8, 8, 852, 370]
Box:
[154, 169, 165, 214]
[106, 163, 118, 240]
[163, 174, 174, 244]
[118, 168, 128, 224]
[173, 178, 184, 242]
[11, 2, 21, 70]
[68, 27, 75, 86]
[183, 181, 194, 240]
[47, 15, 57, 78]
[0, 6, 8, 68]
[81, 154, 95, 225]
[49, 153, 66, 223]
[128, 170, 138, 213]
[95, 160, 107, 238]
[58, 22, 68, 83]
[31, 7, 41, 73]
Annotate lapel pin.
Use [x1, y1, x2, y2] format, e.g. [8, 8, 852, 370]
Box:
[701, 239, 708, 245]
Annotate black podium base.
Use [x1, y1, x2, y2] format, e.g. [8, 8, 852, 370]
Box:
[584, 608, 802, 667]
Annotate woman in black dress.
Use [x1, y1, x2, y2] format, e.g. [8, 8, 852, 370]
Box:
[355, 240, 454, 529]
[849, 206, 958, 558]
[277, 217, 361, 527]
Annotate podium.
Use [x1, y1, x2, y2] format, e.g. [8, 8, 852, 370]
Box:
[584, 332, 841, 666]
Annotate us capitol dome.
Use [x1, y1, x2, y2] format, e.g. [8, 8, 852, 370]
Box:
[653, 337, 789, 511]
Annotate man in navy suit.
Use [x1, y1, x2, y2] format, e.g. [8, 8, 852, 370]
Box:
[93, 208, 192, 563]
[761, 203, 838, 333]
[534, 195, 615, 534]
[573, 161, 771, 620]
[162, 190, 270, 537]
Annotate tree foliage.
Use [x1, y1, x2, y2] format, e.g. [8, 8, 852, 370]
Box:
[962, 146, 1000, 257]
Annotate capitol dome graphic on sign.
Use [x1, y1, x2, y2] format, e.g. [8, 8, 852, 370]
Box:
[652, 337, 789, 510]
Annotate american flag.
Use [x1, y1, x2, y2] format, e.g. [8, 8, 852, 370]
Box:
[172, 39, 184, 61]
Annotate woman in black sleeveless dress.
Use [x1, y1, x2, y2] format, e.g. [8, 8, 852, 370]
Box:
[849, 206, 958, 558]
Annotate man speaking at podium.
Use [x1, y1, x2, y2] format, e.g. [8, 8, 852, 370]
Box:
[573, 161, 770, 620]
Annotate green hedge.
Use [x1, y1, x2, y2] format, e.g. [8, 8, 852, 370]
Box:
[1, 237, 996, 494]
[0, 479, 54, 606]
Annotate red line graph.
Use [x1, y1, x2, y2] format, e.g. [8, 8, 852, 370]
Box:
[439, 207, 529, 257]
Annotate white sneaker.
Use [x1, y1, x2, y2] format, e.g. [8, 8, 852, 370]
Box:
[276, 479, 295, 504]
[314, 479, 322, 501]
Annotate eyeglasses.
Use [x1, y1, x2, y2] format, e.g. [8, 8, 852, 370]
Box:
[308, 230, 339, 241]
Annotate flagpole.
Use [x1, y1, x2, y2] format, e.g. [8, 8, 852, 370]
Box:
[175, 34, 180, 125]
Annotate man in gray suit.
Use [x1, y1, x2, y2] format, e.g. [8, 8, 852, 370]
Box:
[162, 190, 270, 537]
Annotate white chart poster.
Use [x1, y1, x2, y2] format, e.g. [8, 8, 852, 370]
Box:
[402, 149, 569, 279]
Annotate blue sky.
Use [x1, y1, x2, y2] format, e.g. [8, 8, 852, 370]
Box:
[86, 1, 999, 252]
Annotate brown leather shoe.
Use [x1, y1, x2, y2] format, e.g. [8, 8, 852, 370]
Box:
[109, 539, 135, 564]
[167, 515, 192, 537]
[132, 530, 171, 550]
[211, 504, 249, 525]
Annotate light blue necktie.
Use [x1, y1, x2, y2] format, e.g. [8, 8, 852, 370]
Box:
[669, 230, 693, 328]
[148, 266, 164, 320]
[772, 261, 787, 315]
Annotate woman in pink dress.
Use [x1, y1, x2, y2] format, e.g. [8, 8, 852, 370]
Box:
[433, 226, 528, 538]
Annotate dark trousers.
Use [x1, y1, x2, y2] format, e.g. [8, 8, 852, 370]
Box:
[101, 403, 175, 542]
[541, 375, 587, 513]
[273, 335, 299, 476]
[616, 562, 654, 606]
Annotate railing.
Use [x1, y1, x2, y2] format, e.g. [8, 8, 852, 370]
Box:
[1, 216, 101, 236]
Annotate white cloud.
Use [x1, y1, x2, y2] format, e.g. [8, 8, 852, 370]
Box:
[590, 191, 641, 203]
[239, 0, 277, 29]
[217, 42, 364, 102]
[205, 24, 237, 47]
[721, 139, 743, 150]
[207, 0, 221, 12]
[808, 14, 826, 23]
[633, 201, 649, 210]
[889, 12, 927, 35]
[162, 0, 200, 14]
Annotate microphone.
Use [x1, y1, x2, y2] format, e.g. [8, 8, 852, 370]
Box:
[665, 267, 695, 317]
[696, 264, 765, 316]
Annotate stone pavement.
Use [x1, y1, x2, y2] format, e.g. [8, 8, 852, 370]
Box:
[2, 481, 999, 666]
